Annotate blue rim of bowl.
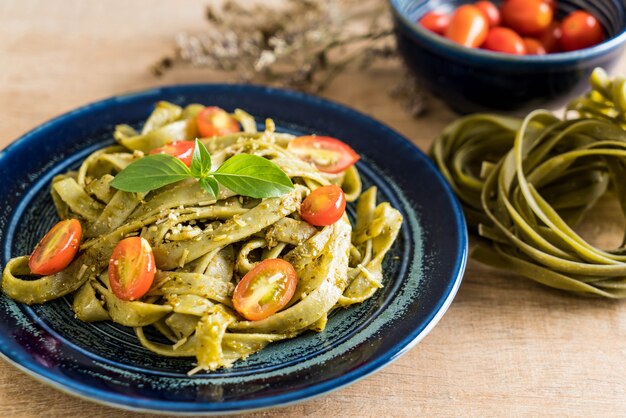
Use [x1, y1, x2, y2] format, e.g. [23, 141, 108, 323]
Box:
[388, 0, 626, 64]
[0, 84, 468, 414]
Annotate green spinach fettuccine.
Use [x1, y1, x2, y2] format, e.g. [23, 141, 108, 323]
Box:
[1, 103, 403, 373]
[432, 68, 626, 298]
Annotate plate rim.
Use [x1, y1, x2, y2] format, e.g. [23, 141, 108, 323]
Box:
[0, 83, 468, 414]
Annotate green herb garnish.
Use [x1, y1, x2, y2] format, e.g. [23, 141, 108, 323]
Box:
[110, 139, 294, 198]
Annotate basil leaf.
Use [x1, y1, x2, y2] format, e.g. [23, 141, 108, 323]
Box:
[110, 154, 191, 192]
[190, 139, 211, 178]
[199, 176, 220, 198]
[213, 154, 294, 198]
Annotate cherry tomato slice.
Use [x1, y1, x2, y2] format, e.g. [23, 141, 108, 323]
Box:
[149, 140, 195, 166]
[501, 0, 553, 36]
[539, 22, 562, 53]
[233, 259, 297, 321]
[300, 185, 346, 227]
[29, 219, 82, 276]
[445, 5, 489, 48]
[197, 106, 241, 138]
[419, 11, 451, 35]
[476, 1, 501, 27]
[108, 237, 156, 301]
[483, 27, 526, 55]
[560, 11, 605, 52]
[523, 37, 547, 55]
[287, 136, 359, 174]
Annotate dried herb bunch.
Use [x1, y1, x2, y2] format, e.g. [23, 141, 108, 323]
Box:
[153, 0, 397, 93]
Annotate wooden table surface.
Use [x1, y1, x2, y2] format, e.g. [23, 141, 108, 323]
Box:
[2, 1, 626, 416]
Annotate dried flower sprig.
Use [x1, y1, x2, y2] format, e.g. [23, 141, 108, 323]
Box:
[389, 71, 430, 118]
[153, 0, 399, 93]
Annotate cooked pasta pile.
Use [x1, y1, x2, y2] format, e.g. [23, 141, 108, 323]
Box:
[2, 102, 403, 373]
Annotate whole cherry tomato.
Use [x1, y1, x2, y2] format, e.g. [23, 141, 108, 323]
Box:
[476, 1, 501, 27]
[483, 27, 526, 55]
[419, 11, 451, 35]
[539, 22, 563, 53]
[501, 0, 553, 36]
[445, 5, 489, 48]
[560, 11, 605, 51]
[523, 38, 547, 55]
[29, 219, 82, 276]
[300, 185, 346, 227]
[197, 106, 240, 138]
[233, 259, 297, 321]
[287, 136, 359, 174]
[108, 237, 156, 301]
[149, 140, 195, 166]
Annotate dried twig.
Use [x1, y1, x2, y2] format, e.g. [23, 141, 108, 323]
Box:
[152, 0, 428, 115]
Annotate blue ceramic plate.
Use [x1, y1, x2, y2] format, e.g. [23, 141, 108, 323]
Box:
[0, 85, 467, 414]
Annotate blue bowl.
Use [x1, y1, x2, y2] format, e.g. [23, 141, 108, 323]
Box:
[389, 0, 626, 114]
[0, 84, 467, 414]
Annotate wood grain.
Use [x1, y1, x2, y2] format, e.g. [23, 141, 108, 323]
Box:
[1, 0, 625, 416]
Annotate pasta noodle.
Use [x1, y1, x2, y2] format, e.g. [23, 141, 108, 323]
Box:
[2, 102, 403, 373]
[431, 68, 626, 299]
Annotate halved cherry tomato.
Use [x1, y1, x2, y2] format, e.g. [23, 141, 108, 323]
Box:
[539, 22, 563, 53]
[476, 1, 500, 27]
[300, 185, 346, 227]
[287, 136, 359, 174]
[523, 37, 547, 55]
[29, 219, 82, 276]
[108, 237, 156, 301]
[197, 106, 240, 138]
[483, 27, 526, 55]
[445, 5, 489, 47]
[149, 140, 195, 166]
[233, 259, 297, 321]
[419, 11, 451, 35]
[560, 11, 605, 52]
[501, 0, 553, 36]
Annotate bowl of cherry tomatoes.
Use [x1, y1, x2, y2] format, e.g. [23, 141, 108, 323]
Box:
[389, 0, 626, 113]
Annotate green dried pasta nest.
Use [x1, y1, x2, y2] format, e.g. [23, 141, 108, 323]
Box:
[432, 68, 626, 298]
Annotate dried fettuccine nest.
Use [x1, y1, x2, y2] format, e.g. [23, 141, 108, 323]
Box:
[432, 68, 626, 298]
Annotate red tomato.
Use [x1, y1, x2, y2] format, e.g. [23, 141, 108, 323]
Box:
[483, 27, 526, 54]
[149, 140, 195, 166]
[501, 0, 553, 36]
[445, 5, 489, 47]
[287, 136, 359, 174]
[476, 1, 501, 27]
[560, 11, 605, 51]
[197, 106, 240, 138]
[539, 22, 563, 53]
[29, 219, 82, 276]
[419, 11, 451, 35]
[108, 237, 156, 301]
[523, 37, 547, 55]
[300, 185, 346, 227]
[233, 259, 297, 321]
